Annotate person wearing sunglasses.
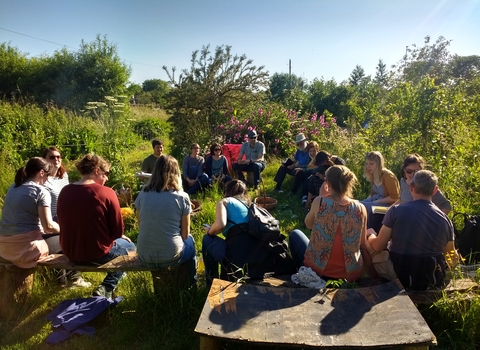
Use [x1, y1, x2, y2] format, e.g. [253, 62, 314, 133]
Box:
[232, 130, 266, 190]
[393, 154, 451, 214]
[41, 147, 69, 222]
[0, 157, 60, 268]
[57, 154, 135, 299]
[205, 143, 232, 185]
[273, 133, 310, 194]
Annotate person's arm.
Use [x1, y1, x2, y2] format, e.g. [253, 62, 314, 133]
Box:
[196, 157, 205, 178]
[444, 241, 459, 268]
[374, 171, 400, 204]
[237, 144, 246, 164]
[432, 189, 452, 215]
[141, 157, 148, 173]
[305, 196, 322, 229]
[180, 214, 190, 241]
[367, 225, 392, 252]
[203, 199, 228, 235]
[182, 156, 190, 180]
[38, 206, 60, 233]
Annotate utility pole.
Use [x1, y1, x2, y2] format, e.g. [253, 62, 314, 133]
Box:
[289, 59, 291, 76]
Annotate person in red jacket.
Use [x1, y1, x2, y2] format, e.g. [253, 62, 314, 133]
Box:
[57, 154, 135, 298]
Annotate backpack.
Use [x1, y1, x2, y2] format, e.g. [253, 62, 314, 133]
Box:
[453, 213, 480, 264]
[248, 203, 281, 242]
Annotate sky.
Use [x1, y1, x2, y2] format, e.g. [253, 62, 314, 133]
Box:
[1, 0, 479, 86]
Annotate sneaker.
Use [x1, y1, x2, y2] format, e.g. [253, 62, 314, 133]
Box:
[302, 195, 308, 201]
[66, 277, 92, 289]
[92, 285, 113, 299]
[277, 189, 284, 193]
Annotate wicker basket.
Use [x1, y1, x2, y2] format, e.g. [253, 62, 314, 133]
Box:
[112, 184, 132, 207]
[190, 199, 202, 215]
[254, 196, 277, 210]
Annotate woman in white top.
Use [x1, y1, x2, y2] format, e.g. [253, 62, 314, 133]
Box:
[42, 147, 69, 221]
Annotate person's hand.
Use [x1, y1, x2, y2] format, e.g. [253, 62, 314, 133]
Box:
[187, 178, 196, 186]
[294, 168, 303, 174]
[287, 163, 296, 170]
[316, 172, 325, 180]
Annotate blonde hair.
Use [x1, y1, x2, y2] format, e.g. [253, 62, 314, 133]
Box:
[363, 151, 385, 184]
[76, 154, 110, 176]
[143, 155, 182, 192]
[325, 165, 358, 198]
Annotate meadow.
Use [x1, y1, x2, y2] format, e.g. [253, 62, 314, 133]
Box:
[1, 102, 480, 349]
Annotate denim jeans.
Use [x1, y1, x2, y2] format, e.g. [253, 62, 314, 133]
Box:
[232, 161, 266, 186]
[185, 166, 209, 195]
[288, 229, 309, 269]
[140, 235, 197, 286]
[92, 238, 136, 291]
[201, 234, 227, 286]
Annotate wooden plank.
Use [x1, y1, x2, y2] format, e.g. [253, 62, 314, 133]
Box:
[195, 279, 437, 348]
[407, 278, 478, 304]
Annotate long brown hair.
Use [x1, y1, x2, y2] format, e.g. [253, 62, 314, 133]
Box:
[224, 180, 251, 205]
[42, 146, 66, 179]
[143, 155, 182, 192]
[14, 157, 51, 187]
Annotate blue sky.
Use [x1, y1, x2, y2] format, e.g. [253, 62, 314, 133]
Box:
[1, 0, 479, 85]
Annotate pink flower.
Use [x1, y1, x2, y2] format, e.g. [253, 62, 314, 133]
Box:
[273, 147, 278, 154]
[275, 138, 279, 143]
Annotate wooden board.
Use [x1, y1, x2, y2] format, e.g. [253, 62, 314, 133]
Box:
[195, 279, 437, 348]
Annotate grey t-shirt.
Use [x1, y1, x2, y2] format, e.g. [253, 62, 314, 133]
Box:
[182, 155, 205, 179]
[239, 141, 265, 162]
[135, 189, 191, 263]
[399, 178, 451, 211]
[0, 181, 51, 236]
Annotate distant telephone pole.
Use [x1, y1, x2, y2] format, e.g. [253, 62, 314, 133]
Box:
[289, 59, 291, 75]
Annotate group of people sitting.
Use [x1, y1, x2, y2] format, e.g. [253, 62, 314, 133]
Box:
[141, 130, 266, 195]
[0, 132, 459, 296]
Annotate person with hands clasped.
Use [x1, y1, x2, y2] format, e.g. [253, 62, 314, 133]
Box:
[232, 130, 266, 190]
[182, 143, 209, 195]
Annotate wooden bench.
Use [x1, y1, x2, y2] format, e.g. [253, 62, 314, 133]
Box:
[0, 254, 190, 317]
[195, 278, 437, 349]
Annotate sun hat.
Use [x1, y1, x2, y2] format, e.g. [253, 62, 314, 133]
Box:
[295, 133, 307, 143]
[248, 130, 258, 138]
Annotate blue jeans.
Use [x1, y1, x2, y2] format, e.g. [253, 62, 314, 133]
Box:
[92, 238, 136, 291]
[232, 161, 266, 186]
[288, 229, 309, 269]
[202, 234, 227, 285]
[140, 235, 197, 286]
[185, 167, 209, 195]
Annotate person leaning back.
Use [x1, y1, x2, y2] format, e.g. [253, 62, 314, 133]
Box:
[232, 130, 266, 190]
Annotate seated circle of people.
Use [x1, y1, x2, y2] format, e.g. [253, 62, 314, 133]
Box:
[394, 153, 451, 214]
[204, 142, 233, 185]
[289, 165, 374, 282]
[273, 133, 310, 194]
[135, 154, 196, 285]
[0, 157, 61, 268]
[57, 154, 136, 299]
[232, 130, 266, 190]
[365, 170, 458, 290]
[201, 180, 250, 287]
[360, 151, 400, 230]
[141, 138, 164, 174]
[182, 143, 209, 195]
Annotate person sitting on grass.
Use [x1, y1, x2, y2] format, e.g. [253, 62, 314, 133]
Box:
[182, 143, 209, 195]
[232, 130, 266, 190]
[304, 150, 335, 210]
[289, 165, 374, 282]
[365, 170, 458, 290]
[135, 155, 196, 286]
[57, 154, 135, 299]
[204, 142, 232, 186]
[141, 138, 164, 174]
[273, 133, 310, 194]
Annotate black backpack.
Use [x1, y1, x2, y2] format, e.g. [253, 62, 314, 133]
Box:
[453, 213, 480, 264]
[222, 201, 295, 280]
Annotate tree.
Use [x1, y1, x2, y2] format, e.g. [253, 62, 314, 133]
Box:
[349, 65, 366, 86]
[308, 78, 351, 126]
[0, 43, 31, 100]
[163, 44, 269, 155]
[374, 59, 389, 87]
[268, 73, 307, 101]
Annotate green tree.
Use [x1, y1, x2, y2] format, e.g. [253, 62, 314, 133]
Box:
[268, 73, 307, 101]
[374, 59, 389, 87]
[0, 43, 31, 100]
[349, 65, 366, 86]
[308, 78, 351, 126]
[163, 44, 269, 156]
